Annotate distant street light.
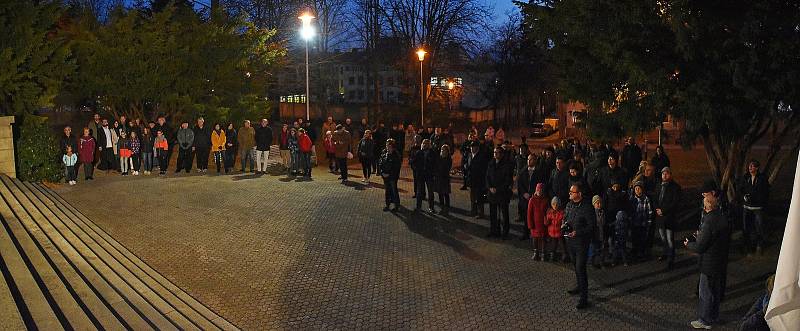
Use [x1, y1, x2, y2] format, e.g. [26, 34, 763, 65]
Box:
[416, 49, 427, 126]
[299, 12, 315, 121]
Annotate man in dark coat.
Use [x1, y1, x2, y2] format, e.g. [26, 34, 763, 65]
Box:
[565, 183, 595, 309]
[411, 139, 437, 212]
[655, 167, 682, 269]
[517, 154, 546, 240]
[621, 137, 642, 177]
[59, 126, 78, 154]
[459, 134, 477, 190]
[737, 159, 770, 255]
[379, 139, 402, 212]
[465, 142, 490, 218]
[685, 195, 730, 329]
[254, 119, 273, 174]
[598, 152, 628, 196]
[548, 156, 571, 204]
[486, 146, 514, 239]
[192, 117, 211, 172]
[175, 121, 194, 173]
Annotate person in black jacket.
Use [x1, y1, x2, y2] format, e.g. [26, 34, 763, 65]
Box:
[411, 139, 437, 212]
[621, 137, 642, 177]
[486, 146, 514, 239]
[655, 167, 682, 269]
[565, 183, 595, 309]
[737, 159, 769, 255]
[465, 142, 489, 218]
[435, 145, 453, 215]
[254, 119, 273, 174]
[192, 117, 211, 173]
[549, 156, 570, 204]
[598, 152, 628, 196]
[379, 139, 402, 212]
[358, 130, 376, 183]
[60, 126, 78, 154]
[224, 123, 237, 173]
[650, 145, 670, 175]
[685, 195, 730, 329]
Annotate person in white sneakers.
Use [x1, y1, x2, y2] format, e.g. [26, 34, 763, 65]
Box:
[63, 146, 78, 185]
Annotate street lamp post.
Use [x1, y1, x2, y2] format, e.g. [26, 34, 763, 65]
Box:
[416, 49, 427, 126]
[299, 12, 315, 121]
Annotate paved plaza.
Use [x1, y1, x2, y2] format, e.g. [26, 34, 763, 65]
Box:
[53, 161, 777, 330]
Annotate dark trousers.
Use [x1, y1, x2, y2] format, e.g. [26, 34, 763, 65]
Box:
[645, 221, 656, 257]
[470, 188, 485, 216]
[631, 225, 648, 258]
[177, 148, 192, 172]
[437, 193, 450, 210]
[65, 166, 76, 182]
[225, 148, 236, 170]
[195, 147, 210, 170]
[131, 154, 140, 172]
[489, 202, 510, 236]
[698, 273, 723, 325]
[415, 178, 435, 209]
[157, 152, 168, 172]
[99, 148, 115, 170]
[383, 176, 400, 206]
[568, 240, 590, 303]
[361, 159, 373, 179]
[302, 152, 312, 176]
[742, 208, 765, 251]
[82, 162, 93, 179]
[337, 158, 348, 180]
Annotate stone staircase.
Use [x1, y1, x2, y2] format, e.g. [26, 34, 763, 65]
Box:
[0, 175, 238, 330]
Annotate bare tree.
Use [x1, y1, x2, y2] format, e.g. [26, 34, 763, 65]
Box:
[227, 0, 303, 41]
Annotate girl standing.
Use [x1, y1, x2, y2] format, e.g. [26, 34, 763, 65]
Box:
[526, 183, 549, 260]
[287, 128, 299, 176]
[544, 197, 566, 262]
[154, 130, 169, 176]
[140, 127, 154, 175]
[129, 131, 141, 176]
[63, 146, 78, 185]
[357, 130, 375, 183]
[117, 131, 131, 176]
[224, 123, 237, 173]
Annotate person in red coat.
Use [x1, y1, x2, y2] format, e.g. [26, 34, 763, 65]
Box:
[78, 127, 96, 180]
[545, 197, 567, 262]
[298, 129, 314, 178]
[527, 183, 549, 260]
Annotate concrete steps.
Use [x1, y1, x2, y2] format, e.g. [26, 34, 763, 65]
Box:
[0, 174, 238, 330]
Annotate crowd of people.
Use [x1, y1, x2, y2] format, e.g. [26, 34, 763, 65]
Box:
[58, 113, 772, 327]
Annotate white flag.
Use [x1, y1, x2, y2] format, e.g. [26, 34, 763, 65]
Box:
[766, 151, 800, 330]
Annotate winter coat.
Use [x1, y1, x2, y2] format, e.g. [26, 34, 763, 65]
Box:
[650, 153, 670, 175]
[129, 137, 140, 154]
[154, 136, 169, 156]
[517, 166, 546, 199]
[279, 129, 289, 150]
[465, 151, 490, 191]
[88, 120, 101, 140]
[545, 208, 565, 238]
[564, 199, 595, 245]
[410, 148, 437, 179]
[193, 125, 211, 149]
[60, 134, 78, 154]
[378, 149, 402, 180]
[358, 138, 376, 160]
[527, 194, 549, 238]
[63, 153, 78, 167]
[211, 130, 226, 151]
[225, 128, 237, 151]
[593, 208, 608, 242]
[117, 137, 131, 158]
[486, 158, 514, 205]
[140, 134, 154, 153]
[629, 194, 654, 228]
[287, 135, 299, 153]
[176, 128, 195, 150]
[738, 172, 769, 209]
[321, 121, 336, 137]
[332, 130, 352, 158]
[255, 125, 273, 151]
[604, 187, 631, 222]
[237, 126, 256, 151]
[687, 208, 730, 277]
[599, 165, 628, 194]
[621, 144, 642, 175]
[654, 180, 682, 230]
[298, 134, 313, 153]
[435, 155, 452, 194]
[78, 136, 95, 164]
[548, 167, 570, 204]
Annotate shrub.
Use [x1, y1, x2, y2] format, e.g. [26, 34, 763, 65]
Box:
[15, 115, 62, 182]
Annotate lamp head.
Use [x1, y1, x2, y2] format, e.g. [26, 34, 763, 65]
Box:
[299, 12, 315, 40]
[416, 49, 426, 62]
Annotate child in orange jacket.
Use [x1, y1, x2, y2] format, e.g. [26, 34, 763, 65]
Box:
[544, 197, 567, 262]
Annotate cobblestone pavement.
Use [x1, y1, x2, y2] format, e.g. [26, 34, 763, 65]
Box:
[54, 157, 777, 330]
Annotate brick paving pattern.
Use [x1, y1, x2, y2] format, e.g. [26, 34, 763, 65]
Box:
[54, 157, 777, 330]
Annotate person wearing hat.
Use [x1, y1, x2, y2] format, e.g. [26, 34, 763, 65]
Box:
[465, 141, 490, 218]
[655, 166, 682, 269]
[685, 189, 730, 329]
[591, 194, 608, 268]
[629, 181, 654, 262]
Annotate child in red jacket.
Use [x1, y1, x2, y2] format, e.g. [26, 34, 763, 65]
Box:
[544, 197, 567, 262]
[298, 129, 314, 178]
[527, 183, 549, 261]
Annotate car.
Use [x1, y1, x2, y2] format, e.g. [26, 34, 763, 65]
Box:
[529, 122, 555, 137]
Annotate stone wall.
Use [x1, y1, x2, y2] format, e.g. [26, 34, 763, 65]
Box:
[0, 116, 16, 178]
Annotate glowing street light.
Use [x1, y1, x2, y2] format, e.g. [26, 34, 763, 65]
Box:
[416, 49, 427, 126]
[299, 12, 315, 121]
